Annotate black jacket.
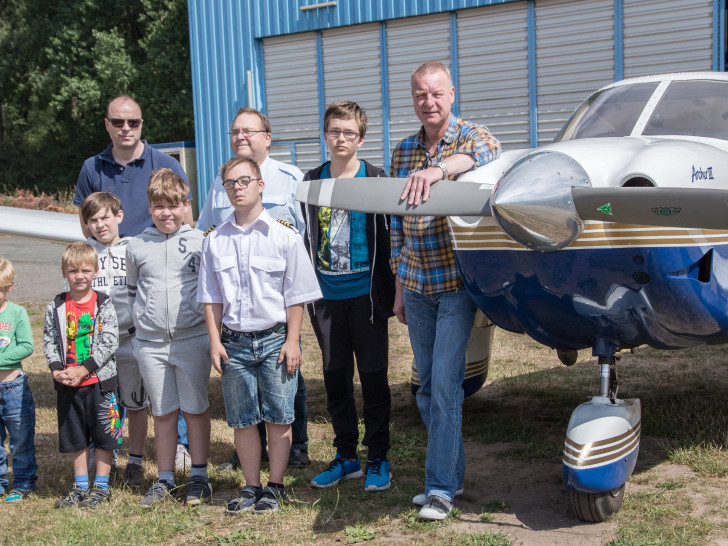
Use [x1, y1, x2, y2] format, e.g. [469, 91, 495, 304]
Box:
[303, 160, 395, 321]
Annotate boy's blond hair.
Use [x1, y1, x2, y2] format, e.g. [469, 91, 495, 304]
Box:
[147, 168, 189, 204]
[62, 242, 98, 273]
[220, 157, 262, 181]
[324, 101, 368, 138]
[0, 256, 15, 287]
[80, 192, 123, 224]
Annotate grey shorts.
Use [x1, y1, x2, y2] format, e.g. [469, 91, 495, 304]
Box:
[116, 337, 150, 411]
[134, 334, 211, 417]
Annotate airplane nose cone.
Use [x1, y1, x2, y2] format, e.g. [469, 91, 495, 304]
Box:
[492, 151, 591, 251]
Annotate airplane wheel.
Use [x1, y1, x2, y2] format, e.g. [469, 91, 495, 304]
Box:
[569, 485, 624, 522]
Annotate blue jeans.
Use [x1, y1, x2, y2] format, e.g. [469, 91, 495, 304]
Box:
[0, 372, 38, 492]
[402, 287, 476, 502]
[220, 323, 298, 428]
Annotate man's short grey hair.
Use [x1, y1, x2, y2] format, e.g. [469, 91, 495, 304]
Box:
[411, 61, 453, 86]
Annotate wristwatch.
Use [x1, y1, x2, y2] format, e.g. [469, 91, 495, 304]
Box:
[435, 161, 448, 179]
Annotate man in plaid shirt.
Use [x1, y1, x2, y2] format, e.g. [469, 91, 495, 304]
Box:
[390, 60, 500, 521]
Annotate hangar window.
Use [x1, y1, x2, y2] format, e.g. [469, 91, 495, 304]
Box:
[554, 82, 658, 142]
[643, 80, 728, 140]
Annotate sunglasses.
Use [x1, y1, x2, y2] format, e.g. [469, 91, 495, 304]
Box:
[107, 118, 142, 129]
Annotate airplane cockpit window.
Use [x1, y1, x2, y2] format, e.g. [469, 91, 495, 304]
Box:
[554, 82, 658, 142]
[642, 80, 728, 140]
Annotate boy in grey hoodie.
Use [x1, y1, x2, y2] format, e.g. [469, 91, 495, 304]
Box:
[125, 169, 212, 507]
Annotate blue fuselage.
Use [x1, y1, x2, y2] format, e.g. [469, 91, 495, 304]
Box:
[456, 242, 728, 356]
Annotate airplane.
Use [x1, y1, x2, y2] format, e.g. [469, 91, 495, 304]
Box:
[295, 72, 728, 522]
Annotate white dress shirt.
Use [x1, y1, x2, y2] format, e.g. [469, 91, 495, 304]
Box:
[196, 155, 305, 235]
[197, 210, 322, 332]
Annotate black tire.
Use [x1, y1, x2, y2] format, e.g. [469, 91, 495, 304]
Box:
[569, 485, 625, 522]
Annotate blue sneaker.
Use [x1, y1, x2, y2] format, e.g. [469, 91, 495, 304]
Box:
[310, 454, 362, 488]
[364, 458, 391, 491]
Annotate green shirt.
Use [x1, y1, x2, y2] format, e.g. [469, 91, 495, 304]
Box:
[0, 301, 34, 370]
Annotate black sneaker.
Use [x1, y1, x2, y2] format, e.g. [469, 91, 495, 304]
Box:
[55, 487, 86, 508]
[186, 476, 212, 506]
[226, 485, 262, 514]
[216, 452, 241, 471]
[123, 462, 145, 488]
[78, 487, 111, 508]
[288, 447, 310, 469]
[141, 481, 174, 507]
[254, 485, 289, 513]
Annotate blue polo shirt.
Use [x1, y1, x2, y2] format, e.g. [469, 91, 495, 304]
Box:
[74, 140, 190, 237]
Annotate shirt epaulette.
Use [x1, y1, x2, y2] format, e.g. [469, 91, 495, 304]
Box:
[203, 225, 217, 237]
[277, 219, 294, 230]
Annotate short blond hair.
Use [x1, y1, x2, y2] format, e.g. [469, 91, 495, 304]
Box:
[62, 242, 98, 273]
[411, 60, 453, 86]
[147, 168, 189, 205]
[0, 256, 15, 288]
[324, 101, 368, 138]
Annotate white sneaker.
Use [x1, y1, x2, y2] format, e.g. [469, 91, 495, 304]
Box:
[175, 444, 191, 472]
[418, 495, 453, 521]
[412, 487, 463, 506]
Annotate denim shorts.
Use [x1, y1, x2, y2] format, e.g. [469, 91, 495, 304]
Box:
[220, 323, 298, 428]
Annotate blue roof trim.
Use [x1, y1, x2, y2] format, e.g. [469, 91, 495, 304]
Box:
[254, 0, 520, 38]
[614, 0, 623, 81]
[150, 141, 196, 149]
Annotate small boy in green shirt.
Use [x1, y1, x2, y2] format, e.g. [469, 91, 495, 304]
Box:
[0, 256, 37, 501]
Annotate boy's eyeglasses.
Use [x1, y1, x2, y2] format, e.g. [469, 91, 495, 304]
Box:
[107, 118, 142, 129]
[223, 176, 260, 189]
[228, 129, 267, 138]
[326, 129, 360, 141]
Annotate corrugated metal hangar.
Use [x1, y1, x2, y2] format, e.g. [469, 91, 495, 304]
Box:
[187, 0, 726, 211]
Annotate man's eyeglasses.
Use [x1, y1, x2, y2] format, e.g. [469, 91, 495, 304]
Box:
[107, 118, 142, 129]
[228, 128, 267, 138]
[222, 176, 260, 190]
[326, 129, 360, 141]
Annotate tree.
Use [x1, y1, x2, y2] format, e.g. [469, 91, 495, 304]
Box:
[0, 0, 193, 195]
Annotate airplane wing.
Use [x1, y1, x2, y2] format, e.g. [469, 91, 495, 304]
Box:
[0, 206, 84, 243]
[572, 187, 728, 230]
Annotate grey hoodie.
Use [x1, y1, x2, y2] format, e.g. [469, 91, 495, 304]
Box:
[125, 224, 206, 342]
[88, 237, 135, 340]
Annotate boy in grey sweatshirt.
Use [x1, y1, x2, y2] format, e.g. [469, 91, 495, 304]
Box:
[125, 169, 211, 507]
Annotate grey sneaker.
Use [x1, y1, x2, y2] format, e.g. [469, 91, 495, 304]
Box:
[123, 462, 145, 488]
[78, 486, 111, 508]
[55, 487, 86, 508]
[418, 495, 453, 521]
[254, 485, 289, 513]
[141, 481, 174, 507]
[413, 487, 464, 506]
[175, 444, 191, 472]
[226, 485, 262, 514]
[186, 476, 212, 506]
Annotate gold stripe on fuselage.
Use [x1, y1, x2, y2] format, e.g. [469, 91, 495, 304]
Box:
[449, 222, 728, 250]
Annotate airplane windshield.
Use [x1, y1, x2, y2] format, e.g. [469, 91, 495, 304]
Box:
[554, 82, 658, 142]
[643, 80, 728, 140]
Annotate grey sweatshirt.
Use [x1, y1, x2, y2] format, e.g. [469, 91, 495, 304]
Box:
[88, 237, 134, 340]
[125, 224, 207, 342]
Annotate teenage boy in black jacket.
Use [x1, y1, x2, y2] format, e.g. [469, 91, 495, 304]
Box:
[304, 101, 395, 492]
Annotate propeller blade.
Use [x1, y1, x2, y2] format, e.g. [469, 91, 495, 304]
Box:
[572, 187, 728, 230]
[296, 177, 493, 216]
[0, 206, 84, 243]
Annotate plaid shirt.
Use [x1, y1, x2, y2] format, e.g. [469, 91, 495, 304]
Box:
[390, 114, 500, 294]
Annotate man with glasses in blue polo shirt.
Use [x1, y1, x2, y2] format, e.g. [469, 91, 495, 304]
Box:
[74, 94, 192, 238]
